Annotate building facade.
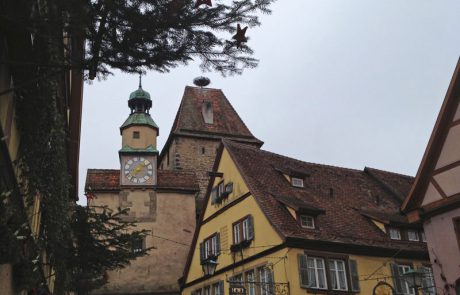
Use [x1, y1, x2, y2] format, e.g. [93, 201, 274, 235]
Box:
[402, 58, 460, 295]
[0, 15, 84, 295]
[86, 85, 199, 295]
[182, 140, 434, 295]
[158, 86, 263, 215]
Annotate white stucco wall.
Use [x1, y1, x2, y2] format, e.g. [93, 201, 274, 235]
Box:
[424, 207, 460, 294]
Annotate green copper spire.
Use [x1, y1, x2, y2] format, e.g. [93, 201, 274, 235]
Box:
[128, 74, 152, 113]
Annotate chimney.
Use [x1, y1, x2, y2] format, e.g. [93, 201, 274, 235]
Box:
[202, 100, 213, 124]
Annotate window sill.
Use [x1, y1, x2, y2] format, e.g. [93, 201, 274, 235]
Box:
[200, 255, 219, 265]
[230, 239, 252, 252]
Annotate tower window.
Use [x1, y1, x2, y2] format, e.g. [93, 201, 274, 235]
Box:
[201, 147, 205, 155]
[133, 131, 140, 139]
[132, 237, 145, 253]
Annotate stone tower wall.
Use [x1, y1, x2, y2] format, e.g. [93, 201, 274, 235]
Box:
[161, 136, 221, 212]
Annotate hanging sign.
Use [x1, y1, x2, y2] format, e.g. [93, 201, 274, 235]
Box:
[229, 286, 246, 295]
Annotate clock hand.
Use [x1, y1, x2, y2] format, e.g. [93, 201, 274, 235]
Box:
[132, 162, 146, 176]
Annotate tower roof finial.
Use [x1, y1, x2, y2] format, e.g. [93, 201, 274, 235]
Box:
[139, 73, 142, 89]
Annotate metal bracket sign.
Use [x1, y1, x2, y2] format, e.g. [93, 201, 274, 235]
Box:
[229, 286, 246, 295]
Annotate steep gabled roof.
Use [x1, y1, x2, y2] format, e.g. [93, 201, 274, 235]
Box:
[402, 58, 460, 214]
[85, 169, 199, 192]
[160, 86, 263, 163]
[222, 140, 426, 252]
[182, 140, 427, 285]
[171, 86, 261, 140]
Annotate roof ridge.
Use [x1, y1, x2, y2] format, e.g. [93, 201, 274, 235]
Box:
[365, 166, 414, 179]
[170, 89, 186, 133]
[224, 139, 364, 174]
[87, 169, 119, 172]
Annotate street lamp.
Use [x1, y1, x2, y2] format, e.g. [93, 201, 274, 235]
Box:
[402, 269, 424, 292]
[202, 259, 218, 277]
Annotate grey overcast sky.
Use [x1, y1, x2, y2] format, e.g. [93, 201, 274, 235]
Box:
[78, 0, 460, 202]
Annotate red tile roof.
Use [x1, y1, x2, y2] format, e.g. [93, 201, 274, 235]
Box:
[222, 140, 427, 252]
[169, 86, 263, 144]
[85, 169, 199, 192]
[85, 169, 120, 191]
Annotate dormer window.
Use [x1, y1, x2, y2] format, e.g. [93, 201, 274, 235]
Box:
[388, 228, 401, 240]
[299, 215, 315, 229]
[202, 101, 213, 124]
[407, 230, 419, 241]
[291, 177, 304, 188]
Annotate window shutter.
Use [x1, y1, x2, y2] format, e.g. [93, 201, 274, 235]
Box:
[219, 281, 224, 295]
[390, 263, 403, 294]
[211, 188, 217, 204]
[298, 254, 309, 288]
[247, 215, 254, 240]
[348, 259, 360, 292]
[216, 233, 221, 255]
[200, 242, 205, 263]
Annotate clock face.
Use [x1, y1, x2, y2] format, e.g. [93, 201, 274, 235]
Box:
[123, 156, 154, 184]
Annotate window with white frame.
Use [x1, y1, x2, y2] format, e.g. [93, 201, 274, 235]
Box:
[407, 230, 419, 241]
[230, 274, 243, 286]
[212, 281, 224, 295]
[300, 215, 315, 229]
[233, 216, 254, 245]
[299, 254, 359, 291]
[245, 270, 256, 295]
[307, 257, 328, 290]
[258, 267, 274, 295]
[392, 264, 415, 295]
[200, 233, 220, 262]
[203, 286, 211, 295]
[291, 177, 304, 188]
[328, 259, 348, 291]
[389, 228, 401, 240]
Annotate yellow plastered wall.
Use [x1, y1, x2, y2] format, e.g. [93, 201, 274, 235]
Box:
[186, 147, 284, 284]
[122, 125, 158, 150]
[186, 195, 284, 283]
[203, 148, 249, 220]
[183, 248, 290, 295]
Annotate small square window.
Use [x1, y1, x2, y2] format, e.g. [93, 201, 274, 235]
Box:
[389, 228, 401, 240]
[132, 237, 144, 253]
[407, 230, 419, 241]
[133, 131, 140, 139]
[292, 177, 304, 188]
[300, 215, 315, 229]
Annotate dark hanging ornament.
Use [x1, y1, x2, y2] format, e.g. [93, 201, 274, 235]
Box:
[232, 24, 248, 48]
[193, 76, 211, 87]
[194, 0, 212, 8]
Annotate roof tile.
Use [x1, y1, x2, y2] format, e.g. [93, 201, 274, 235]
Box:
[171, 86, 262, 144]
[85, 169, 199, 192]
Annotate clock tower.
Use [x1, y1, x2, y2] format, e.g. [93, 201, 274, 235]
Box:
[119, 78, 159, 186]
